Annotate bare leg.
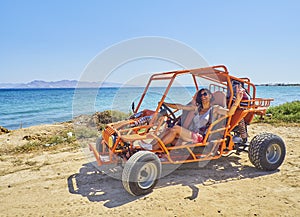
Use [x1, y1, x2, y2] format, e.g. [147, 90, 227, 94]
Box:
[153, 125, 195, 150]
[154, 126, 193, 149]
[161, 126, 179, 145]
[152, 128, 174, 150]
[175, 126, 194, 142]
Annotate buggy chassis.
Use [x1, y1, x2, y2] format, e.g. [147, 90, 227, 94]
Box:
[89, 65, 286, 196]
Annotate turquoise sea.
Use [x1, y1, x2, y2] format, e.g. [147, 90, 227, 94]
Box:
[0, 86, 299, 130]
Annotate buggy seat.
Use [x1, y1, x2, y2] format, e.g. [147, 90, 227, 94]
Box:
[180, 90, 227, 129]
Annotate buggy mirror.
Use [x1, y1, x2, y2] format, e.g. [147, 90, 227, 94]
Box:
[131, 102, 135, 113]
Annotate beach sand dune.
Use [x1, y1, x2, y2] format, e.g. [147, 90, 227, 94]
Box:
[0, 123, 299, 216]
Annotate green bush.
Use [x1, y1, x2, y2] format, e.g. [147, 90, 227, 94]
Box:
[93, 110, 130, 130]
[12, 129, 78, 153]
[95, 110, 129, 123]
[14, 141, 41, 153]
[75, 126, 99, 139]
[265, 101, 300, 123]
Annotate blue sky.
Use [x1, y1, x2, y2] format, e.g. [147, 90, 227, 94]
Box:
[0, 0, 299, 84]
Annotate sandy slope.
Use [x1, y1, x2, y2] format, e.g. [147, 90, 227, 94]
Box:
[0, 123, 299, 217]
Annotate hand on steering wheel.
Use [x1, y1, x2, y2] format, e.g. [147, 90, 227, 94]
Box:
[160, 102, 177, 127]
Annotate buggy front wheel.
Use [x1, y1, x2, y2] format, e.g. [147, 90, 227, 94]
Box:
[248, 133, 286, 171]
[122, 151, 161, 196]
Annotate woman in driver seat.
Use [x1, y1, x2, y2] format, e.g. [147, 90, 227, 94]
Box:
[153, 87, 244, 149]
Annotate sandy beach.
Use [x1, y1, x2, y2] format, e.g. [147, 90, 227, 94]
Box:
[0, 122, 299, 217]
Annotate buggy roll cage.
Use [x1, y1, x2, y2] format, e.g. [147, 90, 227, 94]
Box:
[90, 65, 273, 166]
[134, 65, 272, 124]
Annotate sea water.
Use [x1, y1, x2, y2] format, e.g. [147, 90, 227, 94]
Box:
[0, 86, 299, 130]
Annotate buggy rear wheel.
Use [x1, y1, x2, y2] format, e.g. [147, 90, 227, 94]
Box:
[248, 133, 286, 171]
[122, 151, 161, 196]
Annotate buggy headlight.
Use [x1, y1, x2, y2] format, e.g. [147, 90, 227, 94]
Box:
[108, 135, 115, 148]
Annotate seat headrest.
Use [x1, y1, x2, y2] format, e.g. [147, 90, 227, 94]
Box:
[211, 91, 227, 108]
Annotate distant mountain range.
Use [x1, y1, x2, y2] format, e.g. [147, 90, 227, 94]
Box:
[1, 80, 298, 89]
[0, 80, 126, 88]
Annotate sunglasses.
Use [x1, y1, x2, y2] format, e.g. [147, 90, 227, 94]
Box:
[199, 92, 208, 97]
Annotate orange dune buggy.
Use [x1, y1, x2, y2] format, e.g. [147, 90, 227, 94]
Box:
[89, 65, 286, 196]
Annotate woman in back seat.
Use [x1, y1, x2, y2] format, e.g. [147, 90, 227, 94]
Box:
[153, 87, 244, 149]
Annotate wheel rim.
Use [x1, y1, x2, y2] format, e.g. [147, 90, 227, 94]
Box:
[266, 143, 282, 164]
[137, 162, 157, 189]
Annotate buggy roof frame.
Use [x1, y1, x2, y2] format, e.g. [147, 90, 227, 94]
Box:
[134, 65, 257, 113]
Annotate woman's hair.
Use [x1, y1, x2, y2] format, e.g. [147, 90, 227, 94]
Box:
[195, 88, 214, 112]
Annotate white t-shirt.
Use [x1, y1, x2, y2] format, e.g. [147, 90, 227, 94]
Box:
[189, 107, 211, 132]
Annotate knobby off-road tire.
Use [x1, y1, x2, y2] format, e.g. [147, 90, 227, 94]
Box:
[249, 133, 286, 171]
[122, 151, 162, 196]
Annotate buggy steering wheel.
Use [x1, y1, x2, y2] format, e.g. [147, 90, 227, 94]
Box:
[161, 103, 177, 127]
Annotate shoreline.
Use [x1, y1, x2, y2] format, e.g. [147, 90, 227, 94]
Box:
[1, 84, 299, 90]
[255, 83, 300, 86]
